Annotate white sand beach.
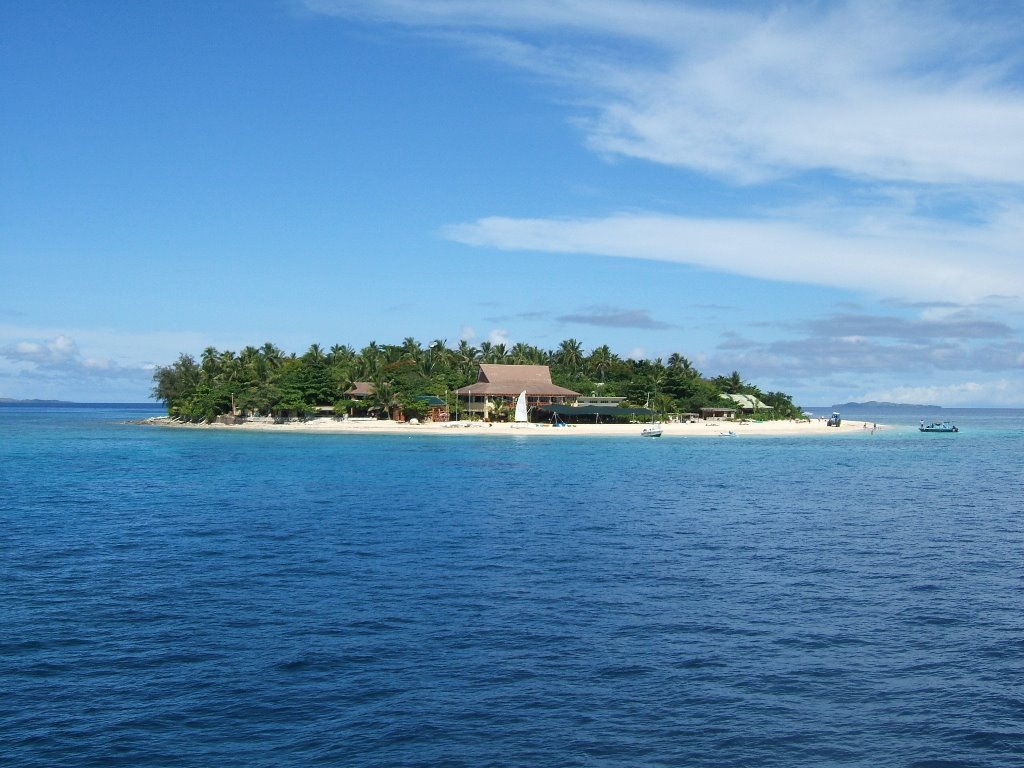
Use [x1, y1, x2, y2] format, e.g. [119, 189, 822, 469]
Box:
[144, 416, 882, 437]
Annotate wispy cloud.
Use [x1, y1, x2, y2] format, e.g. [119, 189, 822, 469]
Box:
[308, 0, 1024, 185]
[445, 208, 1024, 304]
[312, 1, 1024, 307]
[802, 312, 1015, 342]
[557, 306, 672, 329]
[706, 308, 1024, 385]
[483, 310, 551, 323]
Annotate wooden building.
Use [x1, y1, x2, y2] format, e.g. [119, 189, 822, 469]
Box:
[453, 364, 579, 419]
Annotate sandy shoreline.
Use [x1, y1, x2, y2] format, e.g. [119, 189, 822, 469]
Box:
[140, 416, 882, 437]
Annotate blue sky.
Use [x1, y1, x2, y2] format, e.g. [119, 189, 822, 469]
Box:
[3, 0, 1023, 406]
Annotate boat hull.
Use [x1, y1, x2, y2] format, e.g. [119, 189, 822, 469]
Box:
[919, 421, 958, 432]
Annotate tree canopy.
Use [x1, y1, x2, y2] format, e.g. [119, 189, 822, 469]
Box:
[152, 338, 803, 422]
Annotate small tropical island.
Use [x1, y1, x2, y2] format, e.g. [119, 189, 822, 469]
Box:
[149, 339, 874, 437]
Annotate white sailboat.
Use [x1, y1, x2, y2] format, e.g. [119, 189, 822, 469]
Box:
[642, 393, 662, 437]
[514, 390, 528, 422]
[513, 390, 529, 424]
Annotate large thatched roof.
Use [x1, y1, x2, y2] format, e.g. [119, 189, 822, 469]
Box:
[453, 365, 579, 397]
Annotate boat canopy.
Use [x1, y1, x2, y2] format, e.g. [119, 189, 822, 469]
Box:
[538, 404, 655, 419]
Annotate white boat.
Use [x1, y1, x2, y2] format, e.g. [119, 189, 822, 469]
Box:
[919, 420, 958, 433]
[511, 390, 536, 429]
[641, 424, 663, 438]
[514, 390, 528, 423]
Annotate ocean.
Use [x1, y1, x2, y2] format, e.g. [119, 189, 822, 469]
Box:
[2, 403, 1022, 767]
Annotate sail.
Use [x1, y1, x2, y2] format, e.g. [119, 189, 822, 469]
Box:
[514, 390, 528, 423]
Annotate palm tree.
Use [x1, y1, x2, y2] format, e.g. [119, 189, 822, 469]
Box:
[326, 343, 349, 363]
[424, 339, 452, 375]
[653, 392, 674, 421]
[490, 342, 509, 363]
[587, 344, 615, 383]
[200, 346, 220, 382]
[668, 353, 699, 378]
[369, 378, 402, 420]
[401, 336, 422, 363]
[260, 342, 284, 371]
[456, 340, 480, 378]
[510, 342, 533, 365]
[557, 338, 585, 373]
[358, 342, 383, 379]
[726, 370, 743, 393]
[304, 343, 325, 363]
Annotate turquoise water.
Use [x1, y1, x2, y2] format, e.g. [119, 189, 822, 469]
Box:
[2, 404, 1022, 766]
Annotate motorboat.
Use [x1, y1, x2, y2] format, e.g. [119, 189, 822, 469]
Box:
[919, 420, 958, 433]
[641, 425, 663, 438]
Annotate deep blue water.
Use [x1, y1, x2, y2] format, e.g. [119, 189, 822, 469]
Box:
[2, 404, 1022, 767]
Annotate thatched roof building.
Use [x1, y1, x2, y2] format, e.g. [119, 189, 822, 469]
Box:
[454, 364, 579, 417]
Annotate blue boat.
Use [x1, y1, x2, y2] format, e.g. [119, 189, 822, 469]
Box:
[919, 420, 958, 432]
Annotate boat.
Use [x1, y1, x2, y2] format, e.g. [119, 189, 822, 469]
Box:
[641, 392, 662, 437]
[919, 420, 958, 433]
[511, 390, 535, 429]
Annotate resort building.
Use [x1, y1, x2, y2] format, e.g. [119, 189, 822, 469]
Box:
[701, 406, 737, 420]
[454, 364, 579, 419]
[576, 396, 627, 407]
[343, 381, 375, 401]
[721, 393, 772, 413]
[413, 395, 449, 422]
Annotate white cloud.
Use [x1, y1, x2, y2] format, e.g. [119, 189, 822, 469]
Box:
[312, 1, 1024, 308]
[445, 208, 1024, 304]
[6, 335, 80, 365]
[0, 326, 219, 400]
[488, 328, 511, 345]
[308, 0, 1024, 185]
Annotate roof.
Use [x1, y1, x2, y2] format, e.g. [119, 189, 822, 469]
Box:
[539, 404, 654, 418]
[721, 393, 771, 410]
[414, 395, 446, 407]
[453, 364, 579, 397]
[344, 381, 375, 397]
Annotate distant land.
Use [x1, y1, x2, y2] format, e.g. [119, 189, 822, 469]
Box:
[830, 401, 941, 409]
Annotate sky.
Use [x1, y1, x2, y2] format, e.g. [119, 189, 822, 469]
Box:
[2, 0, 1023, 407]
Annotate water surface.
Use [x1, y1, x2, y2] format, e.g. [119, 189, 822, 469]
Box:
[2, 404, 1022, 766]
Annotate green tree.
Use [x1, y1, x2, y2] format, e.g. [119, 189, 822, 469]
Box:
[587, 344, 616, 383]
[556, 338, 585, 374]
[369, 379, 402, 420]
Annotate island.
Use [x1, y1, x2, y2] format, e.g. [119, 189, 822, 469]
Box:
[144, 338, 876, 436]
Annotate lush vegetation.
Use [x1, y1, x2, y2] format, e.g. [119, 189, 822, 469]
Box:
[151, 338, 803, 422]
